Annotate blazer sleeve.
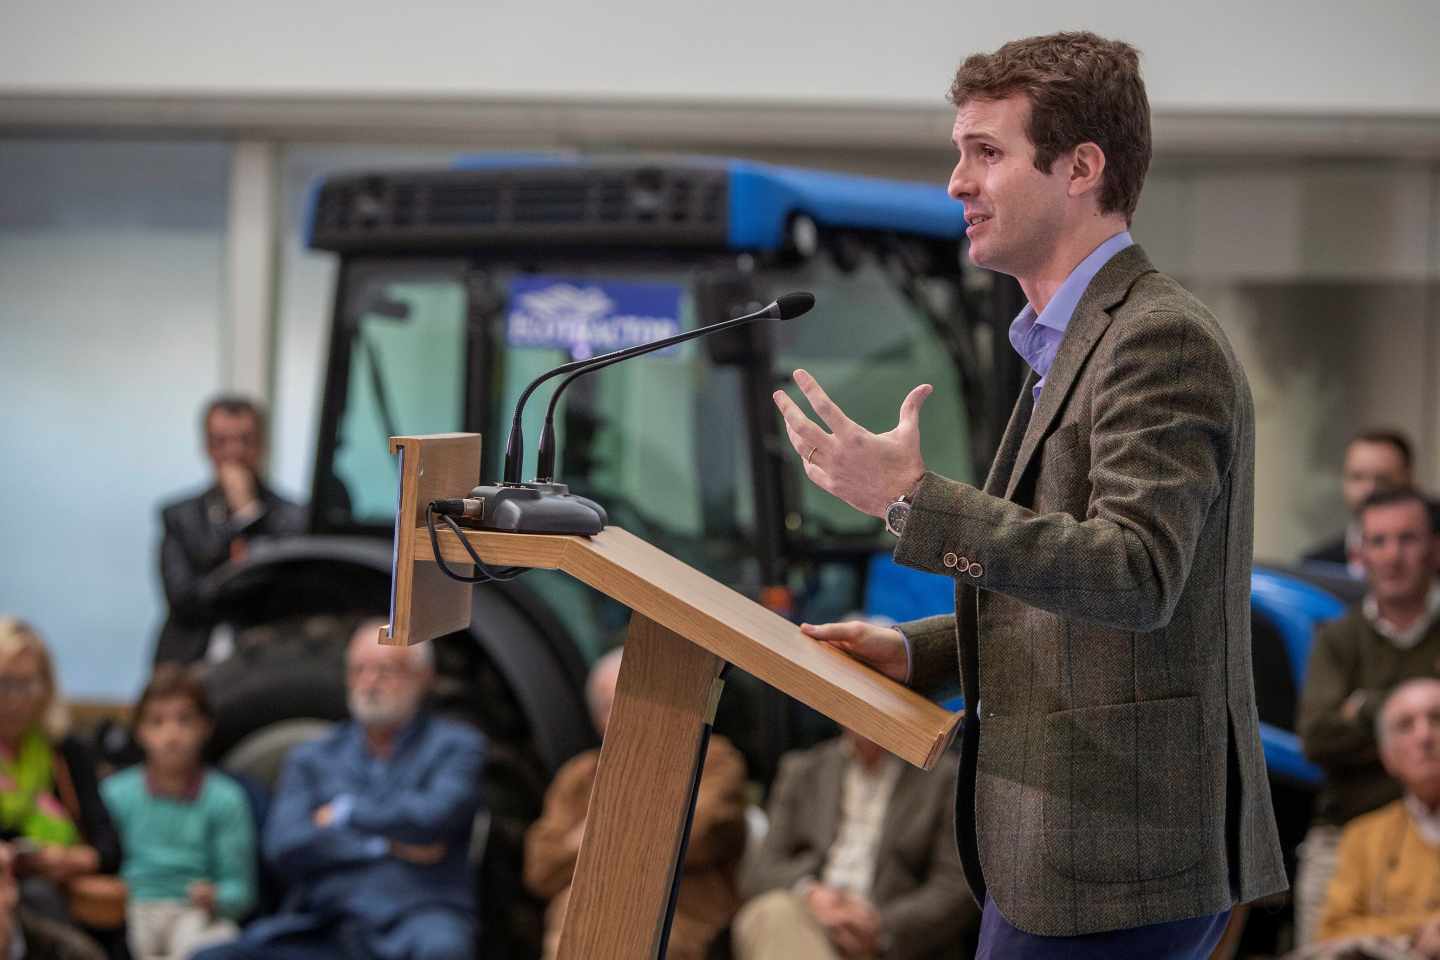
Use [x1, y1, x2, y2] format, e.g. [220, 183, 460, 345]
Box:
[740, 752, 826, 898]
[523, 753, 596, 900]
[683, 736, 748, 869]
[345, 728, 485, 843]
[59, 737, 121, 875]
[1298, 619, 1383, 771]
[894, 310, 1239, 634]
[895, 615, 960, 699]
[158, 503, 224, 622]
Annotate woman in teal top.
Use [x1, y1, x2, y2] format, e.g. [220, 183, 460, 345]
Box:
[102, 666, 255, 960]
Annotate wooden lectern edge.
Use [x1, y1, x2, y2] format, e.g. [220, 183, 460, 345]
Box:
[384, 434, 482, 649]
[414, 523, 962, 770]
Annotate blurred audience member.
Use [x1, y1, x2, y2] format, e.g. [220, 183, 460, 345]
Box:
[1303, 430, 1414, 575]
[103, 665, 254, 959]
[0, 619, 121, 929]
[1287, 679, 1440, 960]
[1296, 488, 1440, 945]
[524, 648, 747, 960]
[194, 620, 483, 960]
[0, 842, 106, 960]
[156, 396, 305, 664]
[733, 731, 975, 960]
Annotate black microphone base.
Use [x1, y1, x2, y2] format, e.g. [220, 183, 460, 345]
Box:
[468, 483, 607, 536]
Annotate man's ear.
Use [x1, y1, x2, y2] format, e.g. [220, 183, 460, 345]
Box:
[1067, 142, 1107, 201]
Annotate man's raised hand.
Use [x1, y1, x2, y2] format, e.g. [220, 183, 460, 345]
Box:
[771, 369, 930, 518]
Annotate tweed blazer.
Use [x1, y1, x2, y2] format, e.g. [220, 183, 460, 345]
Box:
[894, 244, 1287, 936]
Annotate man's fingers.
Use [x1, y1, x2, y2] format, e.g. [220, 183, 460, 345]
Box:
[773, 390, 830, 453]
[800, 621, 864, 642]
[793, 369, 856, 434]
[898, 383, 933, 429]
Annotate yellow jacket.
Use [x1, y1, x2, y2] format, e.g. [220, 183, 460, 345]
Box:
[1319, 798, 1440, 942]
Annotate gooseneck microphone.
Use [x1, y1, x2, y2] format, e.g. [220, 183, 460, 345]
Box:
[500, 291, 814, 485]
[532, 291, 815, 483]
[468, 290, 816, 536]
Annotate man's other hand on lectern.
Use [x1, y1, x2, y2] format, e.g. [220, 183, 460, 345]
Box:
[799, 621, 908, 684]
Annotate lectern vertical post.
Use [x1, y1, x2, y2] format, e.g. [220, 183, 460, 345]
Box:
[556, 614, 726, 959]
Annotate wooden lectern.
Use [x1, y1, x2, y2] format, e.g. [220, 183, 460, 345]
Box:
[383, 433, 961, 958]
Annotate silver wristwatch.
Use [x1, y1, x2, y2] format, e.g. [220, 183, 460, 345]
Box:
[884, 492, 913, 538]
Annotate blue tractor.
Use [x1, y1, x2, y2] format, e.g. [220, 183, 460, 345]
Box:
[183, 155, 1346, 955]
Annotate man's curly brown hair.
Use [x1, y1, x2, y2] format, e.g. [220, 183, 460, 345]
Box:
[949, 31, 1151, 222]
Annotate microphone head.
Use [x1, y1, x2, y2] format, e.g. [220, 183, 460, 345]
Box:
[773, 291, 816, 321]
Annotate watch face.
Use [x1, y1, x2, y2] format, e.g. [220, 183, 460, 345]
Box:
[886, 501, 910, 536]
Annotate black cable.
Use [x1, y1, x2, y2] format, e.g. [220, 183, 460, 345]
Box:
[425, 504, 526, 583]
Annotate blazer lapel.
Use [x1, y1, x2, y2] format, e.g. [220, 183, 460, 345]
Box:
[814, 743, 847, 854]
[984, 374, 1035, 497]
[1002, 245, 1157, 501]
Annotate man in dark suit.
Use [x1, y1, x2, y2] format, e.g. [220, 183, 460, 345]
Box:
[733, 732, 976, 960]
[773, 32, 1286, 957]
[1301, 430, 1415, 575]
[194, 620, 485, 960]
[156, 396, 305, 662]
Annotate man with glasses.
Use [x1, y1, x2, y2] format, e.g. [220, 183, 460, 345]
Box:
[195, 620, 485, 960]
[156, 396, 306, 664]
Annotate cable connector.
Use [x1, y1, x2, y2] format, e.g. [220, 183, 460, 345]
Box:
[429, 498, 485, 519]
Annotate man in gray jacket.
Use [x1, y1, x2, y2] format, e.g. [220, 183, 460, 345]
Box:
[773, 31, 1286, 958]
[733, 733, 975, 959]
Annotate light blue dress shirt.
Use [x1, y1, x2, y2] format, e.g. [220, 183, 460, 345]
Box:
[1008, 230, 1133, 401]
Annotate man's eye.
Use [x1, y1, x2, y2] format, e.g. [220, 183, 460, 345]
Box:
[981, 146, 999, 160]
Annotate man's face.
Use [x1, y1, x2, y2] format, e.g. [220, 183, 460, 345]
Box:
[1342, 440, 1410, 514]
[948, 94, 1071, 278]
[1380, 682, 1440, 800]
[346, 634, 430, 731]
[205, 410, 262, 474]
[136, 695, 210, 775]
[1359, 500, 1435, 605]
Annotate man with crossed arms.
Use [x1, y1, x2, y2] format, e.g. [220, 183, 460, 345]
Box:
[773, 31, 1286, 959]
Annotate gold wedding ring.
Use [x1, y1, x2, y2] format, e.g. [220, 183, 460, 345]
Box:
[806, 445, 818, 466]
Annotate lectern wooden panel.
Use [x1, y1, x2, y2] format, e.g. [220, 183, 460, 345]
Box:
[380, 433, 480, 648]
[384, 433, 961, 958]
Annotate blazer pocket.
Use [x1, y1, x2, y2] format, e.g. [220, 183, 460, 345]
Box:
[1040, 697, 1205, 884]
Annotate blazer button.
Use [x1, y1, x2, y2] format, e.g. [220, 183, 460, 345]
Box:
[957, 557, 971, 572]
[968, 562, 984, 578]
[943, 552, 959, 568]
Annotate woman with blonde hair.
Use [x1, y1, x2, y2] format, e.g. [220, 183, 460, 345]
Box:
[0, 617, 120, 929]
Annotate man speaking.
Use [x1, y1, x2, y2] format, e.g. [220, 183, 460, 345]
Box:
[773, 32, 1286, 958]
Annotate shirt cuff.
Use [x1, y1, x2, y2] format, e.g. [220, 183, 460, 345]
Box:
[893, 625, 915, 686]
[328, 794, 356, 828]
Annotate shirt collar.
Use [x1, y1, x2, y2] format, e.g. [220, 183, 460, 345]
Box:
[145, 767, 205, 802]
[1405, 794, 1440, 846]
[1008, 230, 1134, 380]
[1362, 582, 1440, 650]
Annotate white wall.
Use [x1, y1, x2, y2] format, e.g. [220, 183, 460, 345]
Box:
[0, 141, 232, 700]
[4, 0, 1438, 114]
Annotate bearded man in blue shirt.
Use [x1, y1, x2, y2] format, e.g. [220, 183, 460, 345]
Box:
[195, 621, 484, 960]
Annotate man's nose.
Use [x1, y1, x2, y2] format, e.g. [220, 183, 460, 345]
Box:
[948, 162, 977, 201]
